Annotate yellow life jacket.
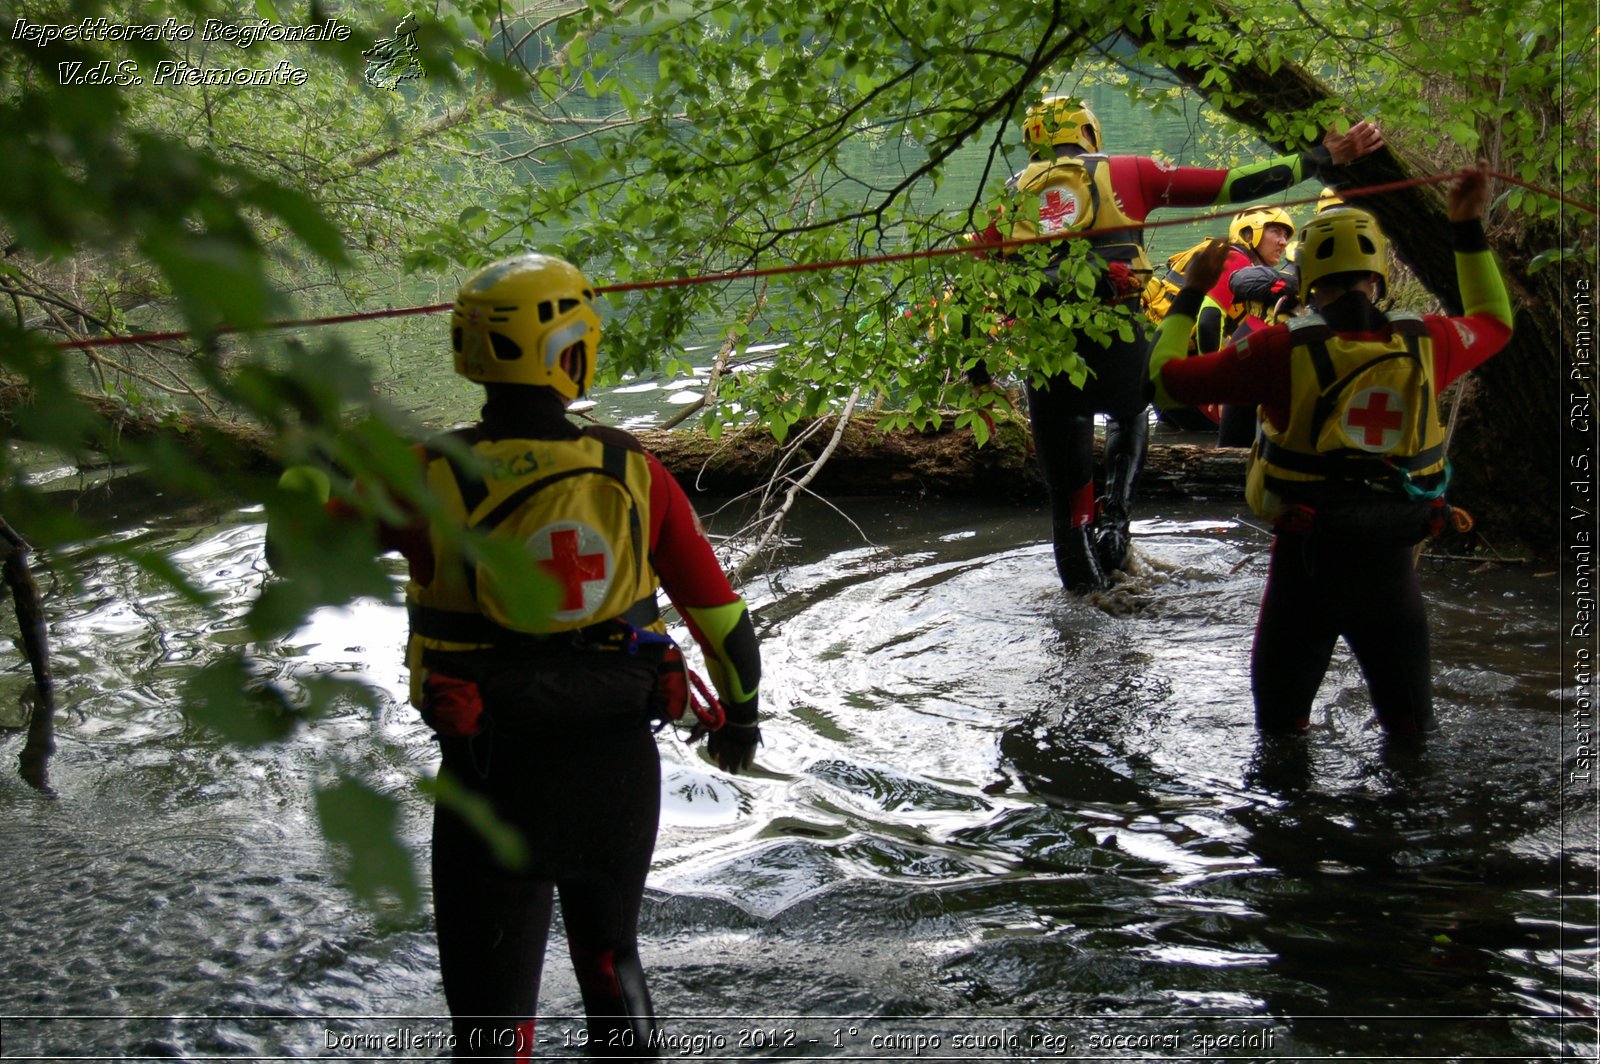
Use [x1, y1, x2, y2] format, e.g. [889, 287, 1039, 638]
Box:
[1246, 312, 1448, 521]
[1141, 238, 1219, 328]
[1010, 154, 1151, 276]
[405, 430, 660, 701]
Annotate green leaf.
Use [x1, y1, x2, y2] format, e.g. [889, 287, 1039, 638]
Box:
[182, 654, 304, 748]
[469, 535, 562, 630]
[425, 772, 529, 871]
[315, 777, 422, 915]
[141, 230, 277, 333]
[1529, 247, 1576, 274]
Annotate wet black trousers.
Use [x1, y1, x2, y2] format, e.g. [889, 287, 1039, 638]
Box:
[1252, 529, 1433, 737]
[431, 658, 662, 1060]
[1022, 311, 1150, 591]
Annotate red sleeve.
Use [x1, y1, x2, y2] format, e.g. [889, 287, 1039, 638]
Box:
[1163, 324, 1296, 421]
[327, 443, 434, 582]
[1122, 156, 1231, 217]
[1426, 313, 1514, 391]
[646, 451, 740, 611]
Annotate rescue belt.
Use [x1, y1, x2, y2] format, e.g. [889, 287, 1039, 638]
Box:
[408, 594, 660, 649]
[626, 624, 727, 734]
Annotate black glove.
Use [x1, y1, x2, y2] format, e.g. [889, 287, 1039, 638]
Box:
[695, 696, 760, 773]
[705, 720, 761, 773]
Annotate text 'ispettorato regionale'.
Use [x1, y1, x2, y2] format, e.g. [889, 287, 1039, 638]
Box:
[11, 17, 351, 87]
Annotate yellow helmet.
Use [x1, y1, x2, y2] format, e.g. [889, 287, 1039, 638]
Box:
[450, 253, 601, 400]
[1297, 210, 1389, 302]
[1022, 96, 1100, 157]
[1229, 205, 1295, 250]
[1315, 187, 1346, 214]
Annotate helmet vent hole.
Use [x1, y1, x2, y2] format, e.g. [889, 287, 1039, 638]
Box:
[1358, 235, 1376, 254]
[1316, 242, 1336, 260]
[489, 332, 523, 361]
[537, 301, 554, 323]
[451, 326, 463, 353]
[558, 298, 580, 314]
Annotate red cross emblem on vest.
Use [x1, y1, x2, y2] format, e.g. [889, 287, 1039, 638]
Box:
[1038, 188, 1081, 234]
[530, 521, 614, 620]
[1343, 386, 1406, 452]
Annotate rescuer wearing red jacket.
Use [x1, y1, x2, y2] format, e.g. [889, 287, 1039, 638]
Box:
[973, 96, 1384, 594]
[275, 252, 762, 1058]
[1149, 169, 1511, 739]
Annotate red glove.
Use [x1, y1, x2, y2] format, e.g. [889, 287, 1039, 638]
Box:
[420, 673, 485, 737]
[1108, 261, 1138, 295]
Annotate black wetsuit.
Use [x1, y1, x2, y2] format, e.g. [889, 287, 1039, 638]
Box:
[1021, 274, 1150, 593]
[1252, 524, 1432, 736]
[391, 390, 757, 1059]
[433, 656, 661, 1059]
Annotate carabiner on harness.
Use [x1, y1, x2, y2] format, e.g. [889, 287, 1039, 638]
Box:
[1384, 457, 1452, 502]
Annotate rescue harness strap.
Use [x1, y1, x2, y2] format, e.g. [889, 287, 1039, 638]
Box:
[408, 594, 660, 648]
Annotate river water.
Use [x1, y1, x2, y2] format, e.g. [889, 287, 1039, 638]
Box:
[0, 450, 1593, 1060]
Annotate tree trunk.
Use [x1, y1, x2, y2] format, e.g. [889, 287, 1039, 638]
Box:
[0, 386, 1246, 501]
[1125, 9, 1579, 550]
[0, 516, 57, 795]
[633, 413, 1246, 501]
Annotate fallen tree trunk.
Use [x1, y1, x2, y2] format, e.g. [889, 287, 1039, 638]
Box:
[2, 386, 1247, 501]
[637, 412, 1247, 501]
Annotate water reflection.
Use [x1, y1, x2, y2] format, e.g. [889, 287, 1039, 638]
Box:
[0, 486, 1590, 1060]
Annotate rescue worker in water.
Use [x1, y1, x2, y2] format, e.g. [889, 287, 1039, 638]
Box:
[274, 252, 762, 1057]
[1148, 167, 1512, 740]
[970, 95, 1384, 594]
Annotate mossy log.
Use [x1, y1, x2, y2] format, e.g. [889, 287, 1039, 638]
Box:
[5, 387, 1246, 501]
[633, 411, 1247, 502]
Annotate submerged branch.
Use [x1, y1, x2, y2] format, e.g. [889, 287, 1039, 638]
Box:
[0, 518, 57, 796]
[724, 386, 864, 586]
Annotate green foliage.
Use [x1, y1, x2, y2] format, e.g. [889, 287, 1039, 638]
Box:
[182, 654, 385, 767]
[0, 0, 571, 913]
[462, 0, 1592, 445]
[315, 775, 423, 916]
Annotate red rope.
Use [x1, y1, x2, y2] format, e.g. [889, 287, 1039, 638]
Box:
[596, 171, 1465, 295]
[48, 168, 1582, 352]
[55, 302, 454, 350]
